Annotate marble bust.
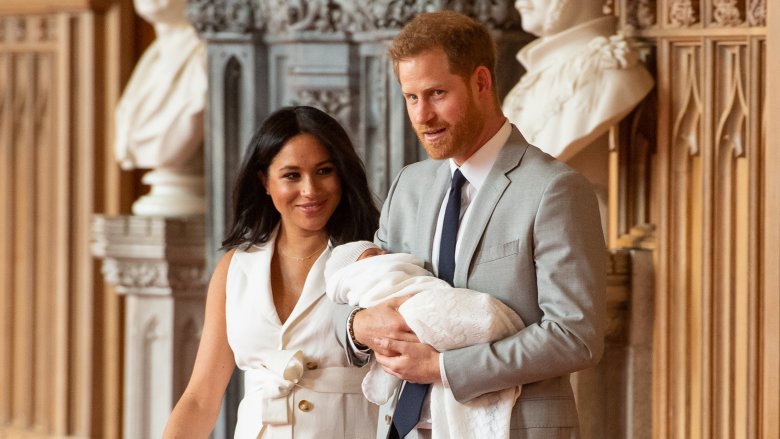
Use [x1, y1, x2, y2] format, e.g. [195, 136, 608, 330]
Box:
[503, 0, 654, 162]
[114, 0, 207, 215]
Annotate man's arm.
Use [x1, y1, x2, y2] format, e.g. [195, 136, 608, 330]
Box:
[332, 303, 370, 366]
[336, 166, 420, 365]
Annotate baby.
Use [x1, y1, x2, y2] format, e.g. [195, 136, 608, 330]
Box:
[325, 241, 526, 439]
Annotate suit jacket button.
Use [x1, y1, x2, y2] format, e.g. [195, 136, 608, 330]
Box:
[298, 400, 313, 412]
[305, 361, 318, 370]
[385, 415, 392, 425]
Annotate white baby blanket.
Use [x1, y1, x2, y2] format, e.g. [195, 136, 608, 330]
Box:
[326, 252, 525, 439]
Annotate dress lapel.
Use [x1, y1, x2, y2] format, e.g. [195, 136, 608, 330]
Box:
[241, 239, 283, 326]
[281, 246, 331, 332]
[454, 128, 530, 287]
[415, 162, 451, 270]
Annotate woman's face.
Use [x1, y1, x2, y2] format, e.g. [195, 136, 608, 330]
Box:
[261, 133, 342, 237]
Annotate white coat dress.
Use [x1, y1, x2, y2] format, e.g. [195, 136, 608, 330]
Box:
[226, 230, 378, 439]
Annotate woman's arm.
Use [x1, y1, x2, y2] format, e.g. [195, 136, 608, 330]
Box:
[163, 250, 238, 438]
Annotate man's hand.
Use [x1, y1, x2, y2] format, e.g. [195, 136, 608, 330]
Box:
[353, 295, 418, 353]
[374, 340, 441, 384]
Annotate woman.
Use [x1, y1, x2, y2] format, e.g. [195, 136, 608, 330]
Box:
[163, 106, 380, 438]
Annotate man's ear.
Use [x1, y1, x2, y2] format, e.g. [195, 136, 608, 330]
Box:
[473, 66, 492, 94]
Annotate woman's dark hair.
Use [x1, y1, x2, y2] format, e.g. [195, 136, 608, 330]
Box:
[221, 106, 379, 249]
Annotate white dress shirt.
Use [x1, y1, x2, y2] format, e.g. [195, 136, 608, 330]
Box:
[417, 119, 512, 429]
[346, 120, 512, 433]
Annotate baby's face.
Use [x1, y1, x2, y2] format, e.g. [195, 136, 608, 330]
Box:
[357, 247, 386, 261]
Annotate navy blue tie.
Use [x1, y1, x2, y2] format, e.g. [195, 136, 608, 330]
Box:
[438, 169, 466, 285]
[391, 169, 466, 438]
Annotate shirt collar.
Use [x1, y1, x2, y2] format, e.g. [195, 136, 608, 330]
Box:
[449, 119, 511, 191]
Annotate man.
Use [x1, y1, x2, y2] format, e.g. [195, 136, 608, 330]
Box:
[337, 10, 606, 439]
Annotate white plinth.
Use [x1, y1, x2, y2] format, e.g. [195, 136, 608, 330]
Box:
[132, 168, 206, 217]
[91, 215, 208, 439]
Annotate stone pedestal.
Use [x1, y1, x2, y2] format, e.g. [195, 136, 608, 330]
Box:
[572, 249, 654, 439]
[91, 215, 209, 439]
[132, 168, 207, 216]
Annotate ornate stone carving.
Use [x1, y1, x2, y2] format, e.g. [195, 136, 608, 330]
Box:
[626, 0, 656, 29]
[716, 46, 747, 158]
[747, 0, 766, 26]
[103, 259, 164, 289]
[344, 1, 522, 33]
[187, 0, 256, 33]
[101, 259, 209, 292]
[10, 17, 24, 42]
[92, 215, 209, 295]
[672, 47, 702, 156]
[669, 0, 697, 27]
[262, 0, 334, 33]
[636, 0, 656, 28]
[0, 17, 26, 43]
[25, 16, 57, 42]
[713, 0, 742, 27]
[188, 0, 522, 35]
[102, 258, 208, 294]
[92, 215, 207, 438]
[169, 264, 211, 290]
[293, 88, 352, 128]
[327, 1, 416, 33]
[451, 1, 523, 31]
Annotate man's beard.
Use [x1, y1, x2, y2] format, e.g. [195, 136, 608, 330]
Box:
[415, 95, 485, 161]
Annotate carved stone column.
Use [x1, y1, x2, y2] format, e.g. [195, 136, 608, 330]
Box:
[91, 215, 208, 439]
[186, 0, 529, 263]
[186, 3, 529, 435]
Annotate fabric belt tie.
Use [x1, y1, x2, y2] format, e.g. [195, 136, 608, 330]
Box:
[242, 350, 368, 425]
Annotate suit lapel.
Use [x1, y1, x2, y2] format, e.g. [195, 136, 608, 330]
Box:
[454, 128, 530, 287]
[414, 162, 450, 269]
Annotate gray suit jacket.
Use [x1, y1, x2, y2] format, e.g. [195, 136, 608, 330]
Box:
[338, 127, 606, 438]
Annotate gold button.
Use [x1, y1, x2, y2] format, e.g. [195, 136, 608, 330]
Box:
[298, 400, 313, 412]
[305, 361, 318, 370]
[385, 414, 392, 425]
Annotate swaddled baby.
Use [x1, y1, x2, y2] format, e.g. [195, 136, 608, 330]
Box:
[324, 241, 526, 439]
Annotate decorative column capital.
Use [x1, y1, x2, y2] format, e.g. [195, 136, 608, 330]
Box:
[186, 0, 258, 34]
[186, 0, 523, 36]
[91, 215, 209, 297]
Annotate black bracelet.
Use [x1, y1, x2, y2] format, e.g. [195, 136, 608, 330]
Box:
[347, 307, 369, 350]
